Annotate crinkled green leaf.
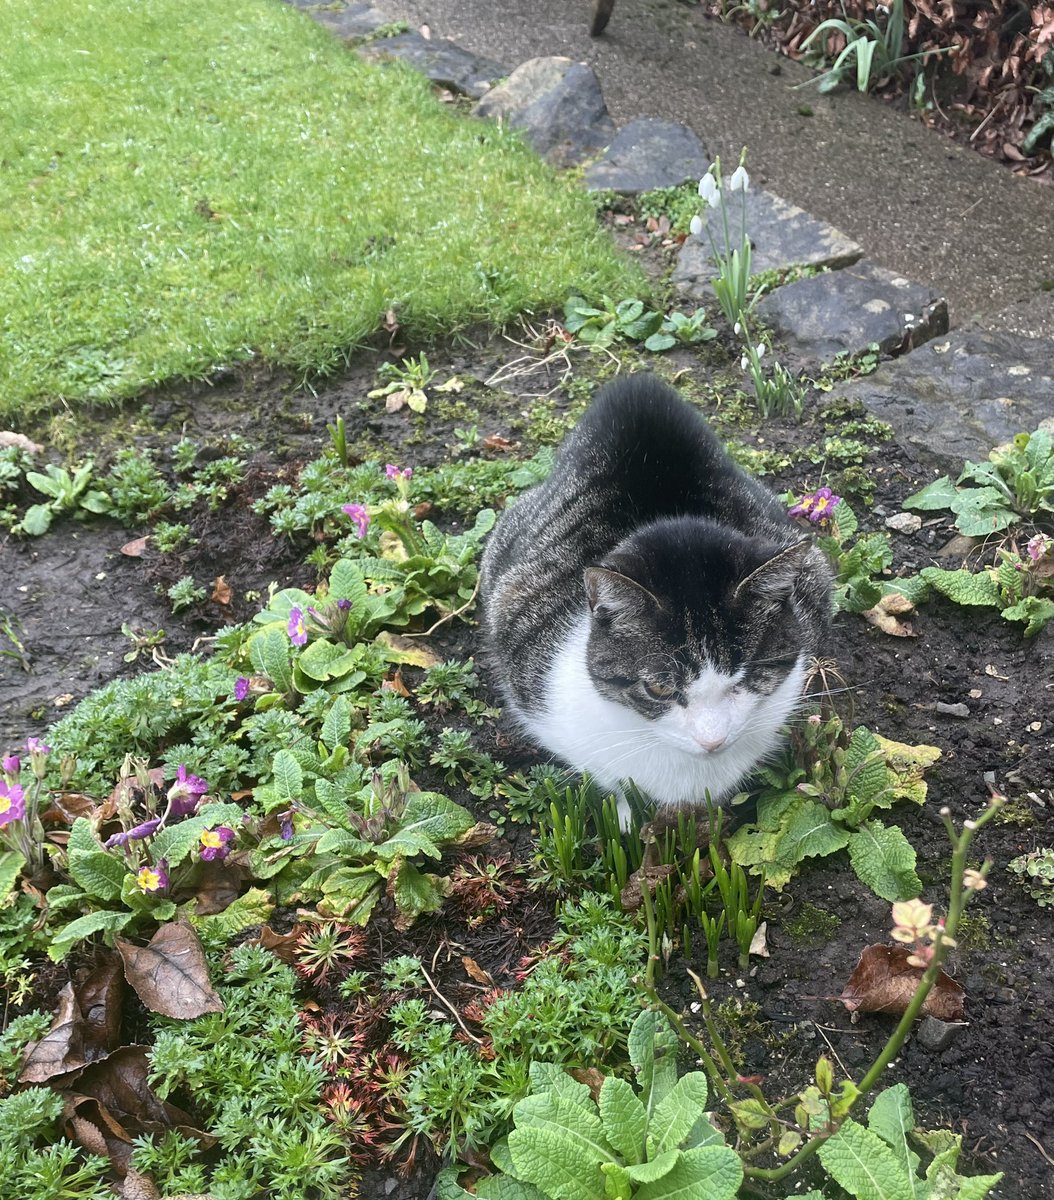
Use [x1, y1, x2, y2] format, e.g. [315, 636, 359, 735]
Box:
[625, 1151, 681, 1183]
[272, 749, 303, 805]
[398, 791, 477, 843]
[249, 626, 294, 693]
[847, 821, 921, 901]
[778, 799, 850, 866]
[866, 1085, 919, 1184]
[634, 1146, 742, 1200]
[598, 1076, 646, 1165]
[68, 850, 129, 903]
[919, 567, 1001, 608]
[600, 1163, 632, 1200]
[314, 827, 374, 857]
[387, 858, 450, 928]
[509, 1096, 614, 1200]
[818, 1118, 915, 1200]
[0, 850, 26, 900]
[68, 817, 100, 856]
[903, 476, 957, 511]
[647, 1073, 709, 1157]
[947, 487, 1016, 536]
[187, 887, 273, 937]
[1002, 595, 1054, 636]
[328, 559, 368, 628]
[296, 637, 363, 682]
[320, 702, 352, 757]
[530, 1064, 595, 1108]
[628, 1010, 679, 1112]
[49, 909, 134, 960]
[875, 735, 941, 805]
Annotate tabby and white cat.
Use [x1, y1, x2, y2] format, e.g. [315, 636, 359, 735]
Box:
[479, 373, 832, 826]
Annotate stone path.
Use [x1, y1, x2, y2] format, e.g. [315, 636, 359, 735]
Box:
[290, 0, 1054, 472]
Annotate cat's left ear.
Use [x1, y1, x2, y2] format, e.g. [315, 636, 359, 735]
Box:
[735, 540, 815, 604]
[584, 567, 661, 623]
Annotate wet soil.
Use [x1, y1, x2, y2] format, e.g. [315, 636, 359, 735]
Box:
[3, 259, 1053, 1198]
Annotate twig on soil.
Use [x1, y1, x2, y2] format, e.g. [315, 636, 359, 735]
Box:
[404, 578, 481, 638]
[1024, 1131, 1054, 1168]
[812, 1022, 852, 1081]
[419, 961, 484, 1045]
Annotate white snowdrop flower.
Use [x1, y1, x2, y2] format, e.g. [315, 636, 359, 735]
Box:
[729, 165, 750, 193]
[698, 173, 720, 208]
[733, 322, 742, 335]
[740, 354, 749, 370]
[756, 342, 766, 359]
[689, 214, 705, 238]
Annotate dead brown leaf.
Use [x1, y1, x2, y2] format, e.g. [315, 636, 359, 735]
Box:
[839, 944, 965, 1020]
[863, 592, 917, 637]
[20, 958, 125, 1083]
[120, 536, 149, 558]
[481, 433, 520, 454]
[211, 575, 232, 605]
[116, 920, 224, 1019]
[568, 1066, 606, 1099]
[461, 956, 493, 986]
[375, 630, 442, 668]
[382, 668, 412, 698]
[192, 860, 245, 915]
[253, 923, 306, 963]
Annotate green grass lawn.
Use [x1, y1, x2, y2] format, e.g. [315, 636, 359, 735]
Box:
[0, 0, 641, 422]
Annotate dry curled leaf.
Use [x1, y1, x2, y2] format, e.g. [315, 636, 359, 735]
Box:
[863, 592, 917, 637]
[619, 863, 677, 912]
[840, 944, 965, 1021]
[19, 958, 125, 1083]
[116, 920, 223, 1019]
[210, 575, 232, 605]
[461, 956, 494, 986]
[0, 430, 43, 453]
[252, 923, 305, 964]
[120, 536, 148, 558]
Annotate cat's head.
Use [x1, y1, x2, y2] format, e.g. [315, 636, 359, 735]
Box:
[582, 517, 829, 756]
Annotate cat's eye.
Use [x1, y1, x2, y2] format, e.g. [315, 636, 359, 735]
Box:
[641, 680, 677, 700]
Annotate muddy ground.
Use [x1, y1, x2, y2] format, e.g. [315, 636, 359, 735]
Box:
[2, 285, 1053, 1197]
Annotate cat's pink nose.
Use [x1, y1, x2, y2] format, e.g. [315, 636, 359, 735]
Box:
[696, 735, 727, 752]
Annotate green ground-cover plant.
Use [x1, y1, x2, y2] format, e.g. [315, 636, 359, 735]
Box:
[0, 0, 638, 420]
[1008, 846, 1054, 907]
[14, 460, 111, 535]
[905, 428, 1054, 535]
[727, 710, 939, 899]
[563, 296, 717, 352]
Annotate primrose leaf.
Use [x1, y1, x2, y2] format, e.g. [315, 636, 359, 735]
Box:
[49, 910, 134, 960]
[250, 627, 294, 693]
[777, 799, 850, 866]
[600, 1163, 632, 1200]
[625, 1151, 681, 1183]
[19, 503, 53, 535]
[530, 1064, 595, 1109]
[187, 887, 274, 938]
[296, 638, 362, 682]
[0, 850, 26, 900]
[599, 1076, 647, 1165]
[633, 1146, 742, 1200]
[272, 749, 303, 805]
[398, 791, 477, 843]
[923, 1141, 1002, 1199]
[314, 828, 374, 857]
[328, 559, 368, 626]
[919, 567, 1001, 608]
[875, 735, 940, 805]
[319, 695, 352, 753]
[374, 826, 442, 861]
[844, 727, 891, 807]
[847, 821, 921, 901]
[628, 1010, 679, 1111]
[386, 858, 451, 930]
[68, 817, 100, 856]
[477, 1175, 549, 1200]
[1002, 595, 1054, 636]
[252, 586, 315, 626]
[818, 1118, 915, 1200]
[508, 1096, 614, 1200]
[865, 1085, 919, 1181]
[647, 1072, 709, 1158]
[68, 851, 129, 903]
[947, 487, 1016, 536]
[903, 476, 957, 511]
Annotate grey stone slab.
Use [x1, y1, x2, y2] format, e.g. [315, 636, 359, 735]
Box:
[757, 263, 948, 365]
[673, 187, 862, 298]
[583, 117, 709, 195]
[311, 4, 390, 39]
[834, 330, 1054, 473]
[474, 56, 616, 167]
[359, 32, 507, 99]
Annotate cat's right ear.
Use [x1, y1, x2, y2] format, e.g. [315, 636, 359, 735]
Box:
[584, 567, 661, 624]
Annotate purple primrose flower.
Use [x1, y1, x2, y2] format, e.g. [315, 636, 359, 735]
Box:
[26, 737, 51, 756]
[234, 676, 250, 702]
[279, 810, 295, 841]
[385, 464, 412, 481]
[168, 764, 209, 818]
[788, 487, 841, 525]
[2, 755, 19, 777]
[199, 825, 236, 862]
[105, 817, 162, 849]
[0, 781, 26, 826]
[136, 859, 169, 893]
[288, 606, 308, 647]
[1027, 533, 1050, 563]
[341, 503, 370, 539]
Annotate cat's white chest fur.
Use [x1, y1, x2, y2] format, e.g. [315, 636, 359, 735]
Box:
[511, 613, 805, 823]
